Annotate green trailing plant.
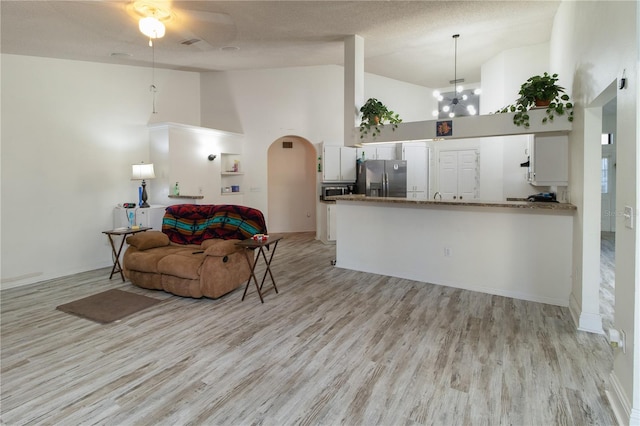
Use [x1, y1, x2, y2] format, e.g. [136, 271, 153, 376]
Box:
[496, 72, 574, 128]
[359, 98, 402, 139]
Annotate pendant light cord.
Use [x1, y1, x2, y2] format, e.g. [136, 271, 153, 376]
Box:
[150, 38, 157, 114]
[453, 34, 459, 97]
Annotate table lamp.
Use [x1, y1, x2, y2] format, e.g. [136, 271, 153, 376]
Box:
[131, 162, 155, 208]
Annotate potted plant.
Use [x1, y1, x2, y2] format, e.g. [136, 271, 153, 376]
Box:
[496, 72, 574, 128]
[359, 98, 402, 139]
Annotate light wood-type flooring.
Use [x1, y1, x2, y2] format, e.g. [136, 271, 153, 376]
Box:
[1, 232, 617, 425]
[600, 231, 615, 334]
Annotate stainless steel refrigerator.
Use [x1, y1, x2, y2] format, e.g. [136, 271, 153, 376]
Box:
[356, 159, 407, 197]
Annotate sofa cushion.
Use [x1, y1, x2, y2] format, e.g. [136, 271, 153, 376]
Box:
[126, 231, 170, 251]
[124, 245, 185, 273]
[157, 251, 206, 280]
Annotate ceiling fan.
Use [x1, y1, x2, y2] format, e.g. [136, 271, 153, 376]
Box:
[126, 0, 237, 50]
[48, 1, 237, 52]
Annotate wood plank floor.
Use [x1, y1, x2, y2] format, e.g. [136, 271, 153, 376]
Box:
[600, 232, 615, 334]
[1, 232, 616, 425]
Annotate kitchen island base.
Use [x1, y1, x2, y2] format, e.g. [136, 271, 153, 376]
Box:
[335, 199, 574, 306]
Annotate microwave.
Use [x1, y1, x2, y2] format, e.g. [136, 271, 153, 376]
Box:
[322, 185, 352, 200]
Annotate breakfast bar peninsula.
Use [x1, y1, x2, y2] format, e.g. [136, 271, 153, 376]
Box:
[331, 195, 576, 306]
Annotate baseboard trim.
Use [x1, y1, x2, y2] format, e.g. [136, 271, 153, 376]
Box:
[607, 371, 632, 426]
[569, 293, 604, 334]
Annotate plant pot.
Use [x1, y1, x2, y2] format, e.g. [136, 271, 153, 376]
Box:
[535, 99, 552, 107]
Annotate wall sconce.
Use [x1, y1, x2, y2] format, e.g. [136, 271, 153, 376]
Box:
[208, 154, 217, 161]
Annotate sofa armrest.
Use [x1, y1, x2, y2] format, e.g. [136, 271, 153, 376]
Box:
[203, 239, 243, 257]
[126, 231, 170, 251]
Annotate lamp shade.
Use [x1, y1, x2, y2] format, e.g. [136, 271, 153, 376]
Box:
[131, 163, 155, 180]
[139, 17, 165, 39]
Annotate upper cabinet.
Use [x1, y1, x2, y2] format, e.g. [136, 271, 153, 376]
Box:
[527, 135, 568, 186]
[322, 145, 357, 182]
[356, 143, 397, 161]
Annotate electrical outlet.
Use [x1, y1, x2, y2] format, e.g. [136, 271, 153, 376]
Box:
[609, 329, 627, 353]
[444, 247, 452, 257]
[624, 206, 634, 229]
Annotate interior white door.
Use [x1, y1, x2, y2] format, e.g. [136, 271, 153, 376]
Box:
[438, 151, 458, 200]
[438, 149, 478, 200]
[458, 149, 479, 200]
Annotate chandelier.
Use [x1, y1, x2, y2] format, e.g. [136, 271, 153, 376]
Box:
[432, 34, 481, 119]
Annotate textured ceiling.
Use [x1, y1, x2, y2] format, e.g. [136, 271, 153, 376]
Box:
[0, 1, 560, 88]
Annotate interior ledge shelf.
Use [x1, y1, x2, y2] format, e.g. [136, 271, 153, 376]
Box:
[168, 195, 204, 199]
[352, 109, 572, 145]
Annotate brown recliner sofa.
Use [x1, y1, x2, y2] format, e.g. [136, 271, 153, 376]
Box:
[123, 204, 267, 299]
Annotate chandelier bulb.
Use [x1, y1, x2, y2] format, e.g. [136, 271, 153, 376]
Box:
[449, 112, 455, 118]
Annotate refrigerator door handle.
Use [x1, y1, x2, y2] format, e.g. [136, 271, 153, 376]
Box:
[383, 172, 388, 197]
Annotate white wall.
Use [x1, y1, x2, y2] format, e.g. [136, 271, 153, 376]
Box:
[267, 137, 317, 233]
[200, 66, 433, 221]
[478, 43, 554, 201]
[551, 0, 638, 422]
[363, 73, 434, 123]
[0, 54, 201, 289]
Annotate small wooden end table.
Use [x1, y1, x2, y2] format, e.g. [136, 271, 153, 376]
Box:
[236, 236, 283, 303]
[102, 227, 151, 281]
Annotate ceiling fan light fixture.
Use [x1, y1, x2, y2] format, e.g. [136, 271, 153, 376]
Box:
[139, 16, 165, 39]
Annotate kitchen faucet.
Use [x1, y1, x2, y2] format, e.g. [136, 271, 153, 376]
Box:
[433, 192, 442, 200]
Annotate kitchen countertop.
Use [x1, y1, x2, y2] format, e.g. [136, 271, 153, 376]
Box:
[327, 194, 577, 211]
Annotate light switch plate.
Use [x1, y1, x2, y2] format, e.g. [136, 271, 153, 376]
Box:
[624, 206, 634, 229]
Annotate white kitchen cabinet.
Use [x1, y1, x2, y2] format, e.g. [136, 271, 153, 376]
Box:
[113, 205, 166, 263]
[317, 202, 337, 244]
[527, 135, 568, 186]
[114, 205, 166, 230]
[327, 203, 336, 241]
[438, 149, 479, 200]
[403, 143, 429, 199]
[357, 143, 397, 161]
[322, 145, 356, 182]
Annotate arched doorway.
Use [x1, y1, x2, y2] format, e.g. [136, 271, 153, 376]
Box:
[267, 136, 317, 233]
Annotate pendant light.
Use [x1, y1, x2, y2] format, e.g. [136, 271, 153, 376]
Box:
[432, 34, 481, 119]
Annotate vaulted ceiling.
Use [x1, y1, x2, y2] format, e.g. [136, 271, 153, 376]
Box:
[1, 1, 560, 88]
